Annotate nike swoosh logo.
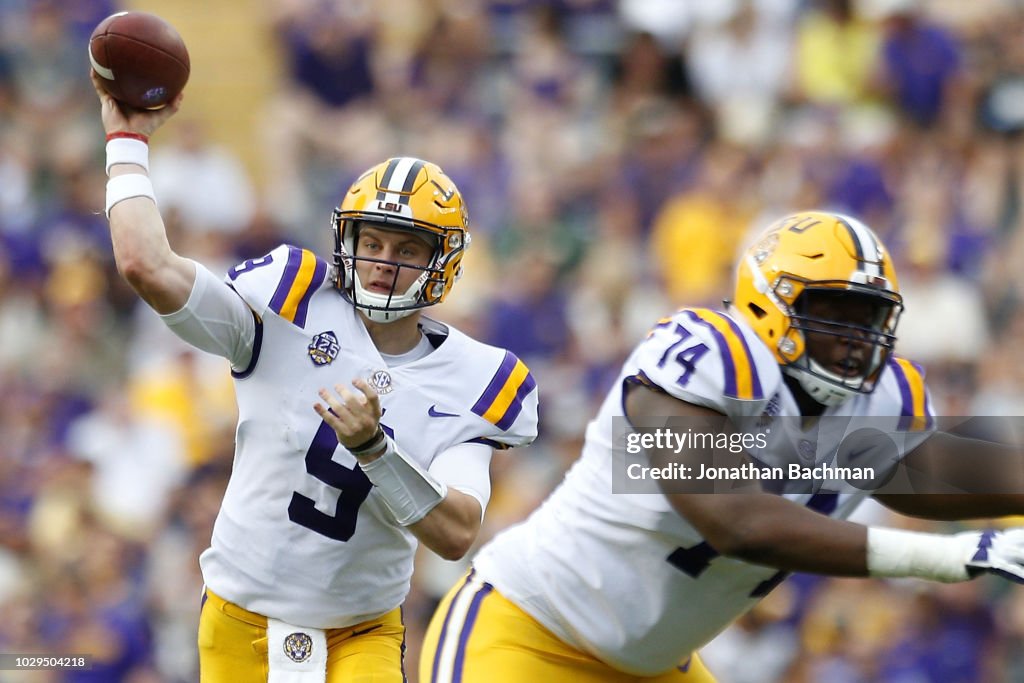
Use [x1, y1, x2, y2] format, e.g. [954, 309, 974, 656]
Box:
[428, 405, 459, 418]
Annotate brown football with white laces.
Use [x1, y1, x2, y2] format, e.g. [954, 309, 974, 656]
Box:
[89, 11, 190, 110]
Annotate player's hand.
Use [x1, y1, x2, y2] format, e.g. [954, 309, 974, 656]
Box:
[962, 528, 1024, 583]
[315, 379, 383, 452]
[90, 69, 183, 138]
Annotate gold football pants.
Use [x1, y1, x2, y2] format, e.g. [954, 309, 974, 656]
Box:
[199, 588, 406, 682]
[420, 571, 717, 683]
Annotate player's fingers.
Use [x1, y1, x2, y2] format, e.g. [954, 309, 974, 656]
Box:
[334, 383, 362, 405]
[336, 383, 372, 413]
[151, 92, 184, 125]
[335, 383, 379, 433]
[90, 71, 118, 111]
[169, 90, 184, 111]
[333, 386, 380, 433]
[314, 401, 362, 440]
[313, 402, 336, 423]
[352, 378, 381, 412]
[89, 68, 107, 96]
[319, 388, 355, 422]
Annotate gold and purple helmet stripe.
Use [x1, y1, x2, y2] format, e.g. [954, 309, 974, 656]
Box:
[838, 215, 884, 277]
[471, 351, 536, 430]
[889, 357, 933, 431]
[376, 157, 427, 206]
[269, 247, 328, 328]
[684, 309, 763, 400]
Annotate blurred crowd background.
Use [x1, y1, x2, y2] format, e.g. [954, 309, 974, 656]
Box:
[3, 0, 1024, 680]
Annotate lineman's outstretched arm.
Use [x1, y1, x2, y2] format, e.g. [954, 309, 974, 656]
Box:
[626, 382, 869, 575]
[874, 430, 1024, 519]
[625, 382, 1024, 584]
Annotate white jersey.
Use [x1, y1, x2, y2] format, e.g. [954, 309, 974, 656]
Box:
[474, 307, 933, 675]
[166, 245, 538, 628]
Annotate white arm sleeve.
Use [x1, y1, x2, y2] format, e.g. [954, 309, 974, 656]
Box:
[159, 260, 256, 370]
[428, 442, 493, 519]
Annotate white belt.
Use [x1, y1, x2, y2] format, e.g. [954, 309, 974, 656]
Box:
[266, 618, 327, 683]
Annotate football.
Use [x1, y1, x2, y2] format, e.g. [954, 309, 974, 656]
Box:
[89, 11, 190, 110]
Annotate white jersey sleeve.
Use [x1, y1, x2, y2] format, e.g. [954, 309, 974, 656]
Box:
[428, 442, 493, 516]
[226, 244, 331, 329]
[160, 259, 256, 369]
[629, 308, 780, 419]
[463, 348, 539, 449]
[862, 355, 937, 458]
[882, 356, 936, 432]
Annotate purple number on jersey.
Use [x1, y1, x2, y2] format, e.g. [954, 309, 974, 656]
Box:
[228, 254, 274, 281]
[288, 419, 373, 542]
[656, 323, 710, 387]
[666, 492, 839, 598]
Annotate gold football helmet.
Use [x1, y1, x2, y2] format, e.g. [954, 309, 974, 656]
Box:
[332, 157, 470, 322]
[733, 211, 903, 406]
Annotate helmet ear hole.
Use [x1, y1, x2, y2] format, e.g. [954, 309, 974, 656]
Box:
[747, 302, 768, 320]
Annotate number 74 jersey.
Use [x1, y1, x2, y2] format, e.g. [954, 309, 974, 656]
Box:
[473, 306, 932, 676]
[201, 245, 538, 629]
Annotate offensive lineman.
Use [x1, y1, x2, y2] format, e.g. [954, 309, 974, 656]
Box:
[421, 212, 1024, 682]
[92, 76, 538, 682]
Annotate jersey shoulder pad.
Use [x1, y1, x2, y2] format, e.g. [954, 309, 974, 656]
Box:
[225, 244, 330, 328]
[631, 308, 780, 416]
[874, 356, 935, 431]
[463, 343, 538, 449]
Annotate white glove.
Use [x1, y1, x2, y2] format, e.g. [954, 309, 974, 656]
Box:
[868, 527, 1024, 583]
[963, 528, 1024, 583]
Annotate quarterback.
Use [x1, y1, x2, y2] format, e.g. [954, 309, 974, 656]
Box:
[91, 76, 538, 682]
[421, 212, 1024, 682]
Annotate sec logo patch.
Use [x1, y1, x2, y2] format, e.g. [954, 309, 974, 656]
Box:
[368, 369, 394, 394]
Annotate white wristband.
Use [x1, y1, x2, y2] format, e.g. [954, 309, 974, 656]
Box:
[105, 138, 150, 175]
[358, 437, 447, 526]
[867, 527, 971, 583]
[105, 174, 156, 218]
